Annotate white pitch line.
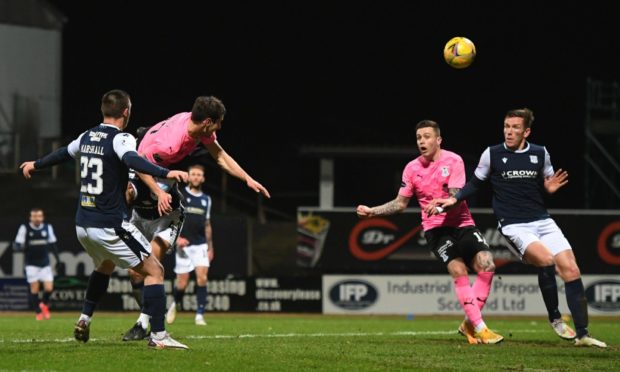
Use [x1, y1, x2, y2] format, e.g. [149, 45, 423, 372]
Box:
[0, 337, 100, 343]
[0, 329, 546, 343]
[185, 330, 454, 339]
[184, 329, 546, 340]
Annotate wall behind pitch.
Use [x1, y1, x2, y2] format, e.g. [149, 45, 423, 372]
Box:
[0, 276, 322, 313]
[298, 208, 620, 274]
[322, 275, 620, 316]
[0, 215, 250, 278]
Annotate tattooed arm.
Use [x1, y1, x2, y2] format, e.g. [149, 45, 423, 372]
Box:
[448, 188, 460, 198]
[356, 195, 411, 219]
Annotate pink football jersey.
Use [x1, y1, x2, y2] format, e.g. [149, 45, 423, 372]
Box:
[138, 112, 217, 167]
[398, 149, 475, 231]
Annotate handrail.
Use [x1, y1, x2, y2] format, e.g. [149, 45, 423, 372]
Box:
[584, 153, 620, 200]
[584, 127, 620, 173]
[204, 182, 294, 221]
[199, 157, 295, 221]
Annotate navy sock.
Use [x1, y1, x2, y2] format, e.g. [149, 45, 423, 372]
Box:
[143, 284, 166, 333]
[196, 285, 207, 315]
[29, 292, 41, 313]
[42, 291, 52, 305]
[130, 280, 144, 308]
[565, 278, 589, 338]
[81, 271, 110, 317]
[173, 287, 185, 310]
[538, 265, 561, 322]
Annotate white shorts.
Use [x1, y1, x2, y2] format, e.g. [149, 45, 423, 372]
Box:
[130, 209, 183, 251]
[76, 221, 152, 269]
[174, 244, 210, 274]
[25, 265, 53, 283]
[499, 218, 571, 259]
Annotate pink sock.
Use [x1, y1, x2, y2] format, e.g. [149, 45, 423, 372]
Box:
[454, 276, 483, 328]
[472, 271, 494, 311]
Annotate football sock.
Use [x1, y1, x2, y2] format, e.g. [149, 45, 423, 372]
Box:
[538, 265, 562, 322]
[565, 278, 589, 338]
[473, 321, 487, 333]
[137, 313, 150, 330]
[78, 314, 91, 324]
[173, 287, 185, 309]
[42, 291, 52, 305]
[472, 271, 493, 311]
[196, 285, 207, 315]
[454, 276, 484, 329]
[81, 271, 110, 317]
[29, 292, 41, 314]
[143, 284, 166, 333]
[130, 280, 144, 308]
[152, 331, 167, 340]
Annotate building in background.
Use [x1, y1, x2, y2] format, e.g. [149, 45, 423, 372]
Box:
[0, 0, 64, 172]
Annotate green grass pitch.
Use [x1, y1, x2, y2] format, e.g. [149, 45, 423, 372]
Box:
[0, 313, 617, 371]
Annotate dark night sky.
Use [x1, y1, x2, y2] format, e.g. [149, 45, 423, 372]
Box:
[47, 1, 618, 214]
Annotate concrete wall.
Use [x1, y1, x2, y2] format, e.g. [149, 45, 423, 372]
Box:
[0, 23, 61, 138]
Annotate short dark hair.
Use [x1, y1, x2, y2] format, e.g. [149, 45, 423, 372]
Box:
[191, 96, 226, 123]
[188, 164, 205, 173]
[136, 126, 150, 141]
[101, 89, 131, 118]
[30, 207, 43, 214]
[415, 120, 440, 136]
[505, 108, 535, 129]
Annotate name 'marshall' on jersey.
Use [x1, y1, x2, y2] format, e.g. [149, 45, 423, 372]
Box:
[80, 144, 105, 155]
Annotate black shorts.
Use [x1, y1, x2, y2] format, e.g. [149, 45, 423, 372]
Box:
[424, 226, 490, 268]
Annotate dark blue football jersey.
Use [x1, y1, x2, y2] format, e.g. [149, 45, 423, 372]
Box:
[180, 186, 211, 245]
[14, 223, 57, 267]
[67, 124, 136, 228]
[129, 175, 182, 220]
[475, 142, 553, 226]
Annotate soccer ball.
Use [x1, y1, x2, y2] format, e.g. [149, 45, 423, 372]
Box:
[443, 37, 476, 69]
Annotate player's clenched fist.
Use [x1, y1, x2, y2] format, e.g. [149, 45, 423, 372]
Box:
[356, 205, 373, 219]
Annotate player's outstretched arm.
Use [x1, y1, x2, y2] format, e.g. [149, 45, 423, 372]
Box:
[122, 152, 170, 178]
[206, 141, 270, 198]
[357, 195, 410, 219]
[544, 168, 568, 194]
[20, 132, 86, 179]
[20, 146, 75, 179]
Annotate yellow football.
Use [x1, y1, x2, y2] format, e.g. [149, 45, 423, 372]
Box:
[443, 36, 476, 69]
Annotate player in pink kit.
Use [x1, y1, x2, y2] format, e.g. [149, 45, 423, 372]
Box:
[356, 120, 503, 345]
[137, 96, 270, 215]
[122, 96, 270, 341]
